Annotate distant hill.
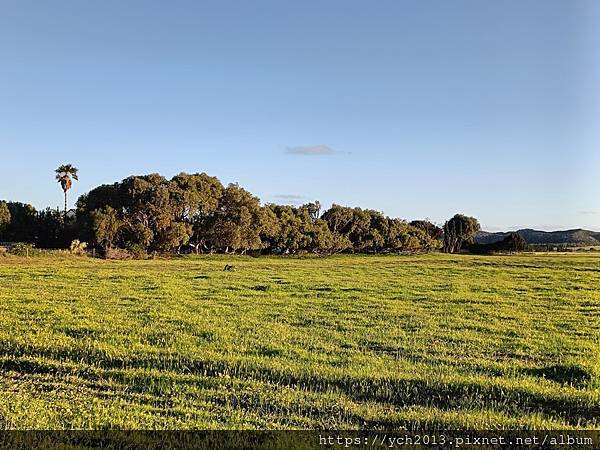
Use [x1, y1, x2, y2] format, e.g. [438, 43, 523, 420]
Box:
[476, 229, 600, 247]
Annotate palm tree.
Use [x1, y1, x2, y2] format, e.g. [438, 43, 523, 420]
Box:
[55, 164, 79, 215]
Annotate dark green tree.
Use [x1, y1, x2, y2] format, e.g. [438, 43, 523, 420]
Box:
[171, 173, 223, 253]
[469, 232, 530, 254]
[207, 184, 270, 253]
[78, 174, 187, 253]
[91, 206, 123, 250]
[3, 202, 37, 242]
[36, 208, 71, 248]
[443, 214, 481, 253]
[410, 220, 443, 240]
[0, 201, 10, 239]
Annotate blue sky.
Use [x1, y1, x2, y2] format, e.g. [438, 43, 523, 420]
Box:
[1, 0, 598, 231]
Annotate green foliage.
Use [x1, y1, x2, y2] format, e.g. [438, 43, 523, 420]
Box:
[410, 220, 443, 241]
[2, 202, 38, 243]
[36, 208, 76, 248]
[208, 184, 267, 253]
[321, 205, 438, 253]
[91, 206, 122, 249]
[127, 243, 149, 259]
[0, 203, 76, 248]
[0, 201, 10, 238]
[264, 203, 348, 254]
[79, 174, 193, 253]
[443, 214, 481, 253]
[8, 243, 39, 256]
[171, 172, 223, 252]
[55, 164, 79, 183]
[0, 254, 597, 429]
[78, 175, 389, 256]
[8, 170, 477, 256]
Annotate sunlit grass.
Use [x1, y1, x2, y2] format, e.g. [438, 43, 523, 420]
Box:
[0, 253, 598, 429]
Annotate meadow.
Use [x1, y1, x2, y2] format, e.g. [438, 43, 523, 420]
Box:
[0, 253, 598, 430]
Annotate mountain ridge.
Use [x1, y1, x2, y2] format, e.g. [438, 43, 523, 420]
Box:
[476, 228, 600, 246]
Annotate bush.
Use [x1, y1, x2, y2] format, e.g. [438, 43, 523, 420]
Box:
[127, 244, 148, 259]
[9, 243, 40, 256]
[103, 247, 132, 260]
[69, 239, 88, 255]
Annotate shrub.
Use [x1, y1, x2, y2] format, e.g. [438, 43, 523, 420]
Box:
[9, 243, 40, 256]
[103, 247, 132, 260]
[69, 239, 88, 255]
[127, 244, 148, 259]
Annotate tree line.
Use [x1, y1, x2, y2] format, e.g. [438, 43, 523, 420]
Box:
[1, 167, 489, 256]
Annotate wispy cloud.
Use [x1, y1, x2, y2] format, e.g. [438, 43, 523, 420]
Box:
[578, 210, 598, 215]
[273, 194, 307, 200]
[272, 194, 308, 205]
[284, 145, 334, 156]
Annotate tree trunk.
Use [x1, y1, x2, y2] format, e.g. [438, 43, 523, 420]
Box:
[64, 190, 68, 216]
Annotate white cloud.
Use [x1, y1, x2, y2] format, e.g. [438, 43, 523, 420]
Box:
[284, 145, 334, 155]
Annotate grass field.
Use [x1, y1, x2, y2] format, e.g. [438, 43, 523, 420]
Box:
[0, 253, 598, 430]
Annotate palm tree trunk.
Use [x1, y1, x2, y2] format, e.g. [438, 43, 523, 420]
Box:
[64, 190, 67, 216]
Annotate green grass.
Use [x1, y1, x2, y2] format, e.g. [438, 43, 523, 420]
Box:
[0, 253, 598, 429]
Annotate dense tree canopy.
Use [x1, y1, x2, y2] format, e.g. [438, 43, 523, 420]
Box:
[3, 170, 491, 256]
[442, 214, 481, 253]
[264, 203, 351, 254]
[73, 173, 447, 255]
[78, 174, 194, 253]
[410, 220, 443, 241]
[0, 202, 76, 247]
[1, 202, 38, 243]
[322, 205, 441, 253]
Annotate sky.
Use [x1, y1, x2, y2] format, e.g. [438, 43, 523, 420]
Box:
[1, 0, 599, 231]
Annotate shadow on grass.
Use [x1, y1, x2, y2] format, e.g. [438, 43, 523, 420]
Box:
[523, 364, 595, 388]
[1, 347, 598, 427]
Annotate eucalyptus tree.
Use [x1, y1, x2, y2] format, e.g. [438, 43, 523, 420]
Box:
[410, 220, 443, 240]
[73, 170, 455, 256]
[207, 183, 272, 254]
[171, 172, 224, 253]
[443, 214, 481, 253]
